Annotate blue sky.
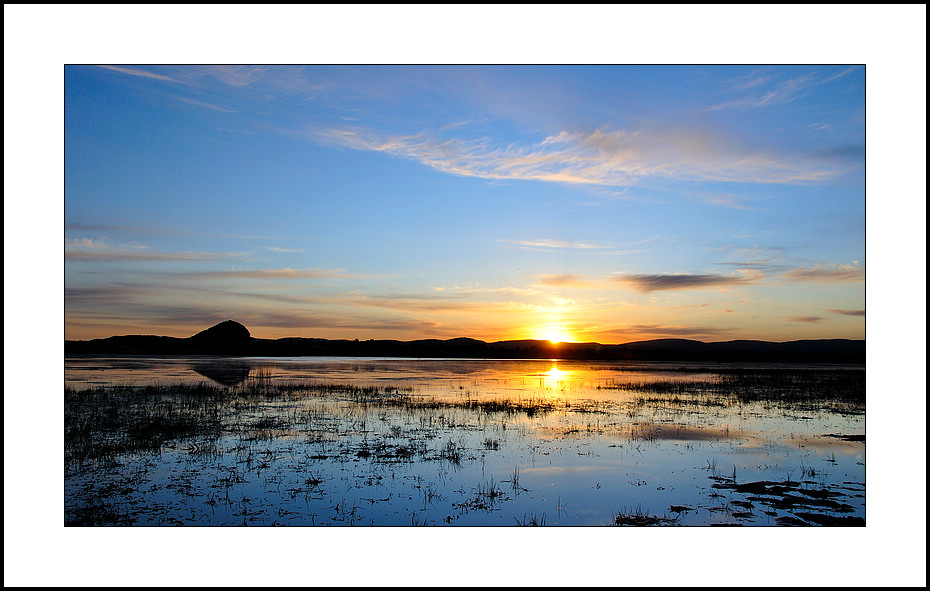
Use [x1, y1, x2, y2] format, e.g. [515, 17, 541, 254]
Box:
[64, 64, 866, 342]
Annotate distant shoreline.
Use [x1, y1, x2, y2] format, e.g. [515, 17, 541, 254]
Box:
[65, 320, 865, 364]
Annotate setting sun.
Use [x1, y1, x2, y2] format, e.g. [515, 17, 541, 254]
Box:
[536, 324, 575, 344]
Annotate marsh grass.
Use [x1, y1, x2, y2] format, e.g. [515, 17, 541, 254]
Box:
[65, 498, 138, 526]
[65, 383, 227, 466]
[439, 438, 463, 465]
[515, 512, 546, 526]
[66, 381, 395, 466]
[599, 368, 864, 411]
[505, 466, 528, 493]
[613, 505, 679, 526]
[65, 365, 864, 526]
[66, 380, 601, 468]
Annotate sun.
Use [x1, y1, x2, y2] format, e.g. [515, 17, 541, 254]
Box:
[538, 324, 575, 344]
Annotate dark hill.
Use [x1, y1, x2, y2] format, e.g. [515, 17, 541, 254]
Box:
[191, 319, 251, 341]
[65, 320, 865, 363]
[189, 320, 252, 354]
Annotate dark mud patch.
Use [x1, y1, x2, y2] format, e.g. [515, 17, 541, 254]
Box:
[822, 433, 865, 442]
[794, 512, 865, 526]
[710, 477, 864, 526]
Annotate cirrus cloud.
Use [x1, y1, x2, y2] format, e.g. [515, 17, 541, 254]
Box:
[782, 263, 864, 283]
[827, 308, 865, 316]
[313, 123, 847, 189]
[788, 316, 824, 323]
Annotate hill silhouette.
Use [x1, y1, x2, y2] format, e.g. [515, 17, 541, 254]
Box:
[65, 320, 865, 363]
[189, 320, 252, 354]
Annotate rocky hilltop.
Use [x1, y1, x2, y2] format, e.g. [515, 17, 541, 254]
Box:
[188, 320, 252, 354]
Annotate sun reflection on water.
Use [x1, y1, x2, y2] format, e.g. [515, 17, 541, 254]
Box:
[542, 363, 570, 390]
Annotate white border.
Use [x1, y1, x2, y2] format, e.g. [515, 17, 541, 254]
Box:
[5, 4, 926, 588]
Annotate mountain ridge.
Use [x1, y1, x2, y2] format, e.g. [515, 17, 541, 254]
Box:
[65, 320, 865, 363]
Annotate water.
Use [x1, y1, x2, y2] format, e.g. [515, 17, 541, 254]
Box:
[64, 356, 865, 526]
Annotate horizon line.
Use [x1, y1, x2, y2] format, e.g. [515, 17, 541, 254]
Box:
[65, 324, 865, 347]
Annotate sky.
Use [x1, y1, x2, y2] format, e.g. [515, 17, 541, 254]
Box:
[64, 63, 866, 343]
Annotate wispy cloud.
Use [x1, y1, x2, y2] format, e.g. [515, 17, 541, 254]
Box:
[184, 268, 353, 280]
[707, 67, 858, 111]
[822, 66, 860, 83]
[345, 293, 487, 313]
[66, 283, 156, 305]
[96, 65, 180, 83]
[248, 311, 447, 334]
[782, 263, 864, 283]
[67, 279, 332, 314]
[430, 284, 538, 296]
[788, 316, 824, 323]
[66, 237, 126, 250]
[65, 237, 244, 263]
[612, 272, 756, 293]
[314, 124, 844, 188]
[535, 274, 600, 288]
[179, 65, 330, 95]
[714, 245, 791, 275]
[707, 73, 814, 111]
[202, 65, 271, 87]
[67, 222, 147, 233]
[688, 191, 758, 210]
[727, 73, 773, 92]
[629, 324, 729, 336]
[266, 246, 306, 253]
[622, 324, 731, 338]
[66, 249, 236, 263]
[498, 238, 610, 251]
[173, 96, 236, 113]
[827, 309, 865, 316]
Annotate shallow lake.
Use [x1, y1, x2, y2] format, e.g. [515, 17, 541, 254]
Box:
[65, 356, 865, 526]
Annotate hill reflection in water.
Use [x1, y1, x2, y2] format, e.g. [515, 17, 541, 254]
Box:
[191, 361, 253, 387]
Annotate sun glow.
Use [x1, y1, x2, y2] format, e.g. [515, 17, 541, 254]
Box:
[536, 323, 575, 344]
[546, 365, 567, 380]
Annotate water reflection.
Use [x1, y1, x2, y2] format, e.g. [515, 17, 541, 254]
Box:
[65, 356, 865, 526]
[542, 363, 569, 390]
[191, 360, 253, 386]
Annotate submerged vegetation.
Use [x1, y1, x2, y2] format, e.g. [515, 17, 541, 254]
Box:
[65, 380, 585, 468]
[600, 367, 864, 404]
[65, 363, 865, 526]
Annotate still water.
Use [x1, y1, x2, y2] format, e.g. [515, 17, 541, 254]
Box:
[65, 356, 865, 526]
